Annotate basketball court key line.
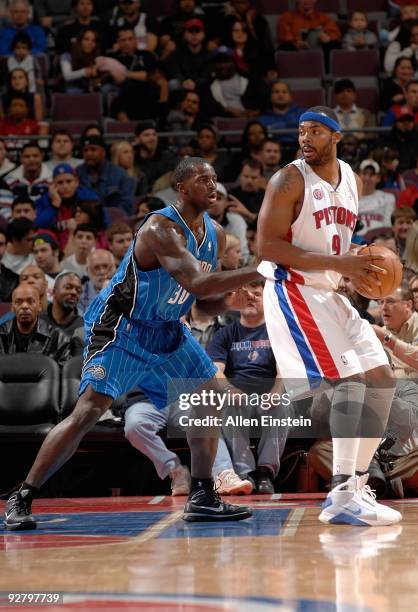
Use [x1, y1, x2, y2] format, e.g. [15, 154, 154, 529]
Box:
[282, 508, 305, 537]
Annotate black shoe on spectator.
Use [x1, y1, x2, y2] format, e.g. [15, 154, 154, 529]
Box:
[256, 467, 275, 494]
[4, 491, 37, 530]
[183, 485, 252, 522]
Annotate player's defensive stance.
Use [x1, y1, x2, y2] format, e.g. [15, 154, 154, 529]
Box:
[258, 107, 401, 526]
[4, 158, 260, 530]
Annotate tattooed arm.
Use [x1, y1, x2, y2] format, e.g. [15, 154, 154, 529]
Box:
[257, 165, 385, 284]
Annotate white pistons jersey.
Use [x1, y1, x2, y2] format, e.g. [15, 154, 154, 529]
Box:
[259, 157, 359, 291]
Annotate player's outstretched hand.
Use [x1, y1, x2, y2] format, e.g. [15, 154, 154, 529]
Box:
[224, 288, 254, 311]
[334, 252, 387, 292]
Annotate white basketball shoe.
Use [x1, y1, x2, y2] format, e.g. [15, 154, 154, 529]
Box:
[319, 474, 402, 526]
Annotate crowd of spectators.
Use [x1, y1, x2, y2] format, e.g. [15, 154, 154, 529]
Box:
[0, 0, 418, 497]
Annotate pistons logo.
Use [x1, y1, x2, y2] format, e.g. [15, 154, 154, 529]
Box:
[313, 189, 323, 200]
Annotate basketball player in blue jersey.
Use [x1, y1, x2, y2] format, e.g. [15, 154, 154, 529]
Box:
[258, 106, 402, 526]
[4, 158, 261, 530]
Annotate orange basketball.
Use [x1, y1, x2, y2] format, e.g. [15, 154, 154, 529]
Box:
[352, 244, 403, 300]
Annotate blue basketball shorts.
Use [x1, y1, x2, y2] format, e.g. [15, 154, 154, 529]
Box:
[79, 315, 217, 410]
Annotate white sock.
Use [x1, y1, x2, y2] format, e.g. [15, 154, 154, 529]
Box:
[330, 380, 365, 477]
[333, 438, 360, 477]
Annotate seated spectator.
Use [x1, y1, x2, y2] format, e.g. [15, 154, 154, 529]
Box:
[411, 274, 418, 311]
[338, 276, 375, 323]
[229, 159, 265, 223]
[134, 194, 165, 226]
[372, 282, 418, 379]
[278, 0, 341, 64]
[387, 3, 418, 43]
[77, 135, 135, 215]
[106, 26, 169, 122]
[10, 195, 36, 221]
[164, 17, 211, 92]
[33, 0, 73, 29]
[0, 227, 19, 302]
[78, 248, 116, 314]
[36, 162, 99, 248]
[5, 143, 51, 212]
[41, 271, 84, 336]
[208, 182, 249, 264]
[383, 79, 418, 127]
[0, 93, 47, 139]
[387, 111, 418, 173]
[110, 140, 147, 197]
[194, 124, 230, 182]
[0, 284, 76, 365]
[19, 263, 48, 310]
[201, 47, 267, 119]
[374, 147, 406, 190]
[159, 0, 206, 60]
[1, 217, 35, 273]
[111, 0, 159, 52]
[404, 221, 418, 277]
[222, 0, 274, 73]
[337, 133, 363, 168]
[228, 120, 268, 180]
[381, 57, 415, 111]
[384, 18, 418, 75]
[1, 67, 44, 122]
[207, 279, 289, 493]
[357, 159, 396, 238]
[246, 218, 257, 261]
[392, 206, 416, 257]
[0, 140, 16, 179]
[59, 28, 101, 93]
[7, 32, 43, 94]
[258, 81, 304, 145]
[166, 89, 206, 146]
[220, 232, 242, 270]
[62, 223, 96, 278]
[403, 152, 418, 187]
[373, 233, 398, 254]
[332, 79, 375, 140]
[342, 10, 378, 51]
[45, 130, 82, 173]
[56, 0, 112, 55]
[64, 199, 108, 254]
[106, 221, 133, 267]
[0, 0, 47, 56]
[260, 138, 281, 184]
[32, 233, 63, 300]
[133, 121, 177, 191]
[221, 16, 273, 77]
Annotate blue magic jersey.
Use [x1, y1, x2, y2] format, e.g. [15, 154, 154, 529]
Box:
[85, 205, 218, 324]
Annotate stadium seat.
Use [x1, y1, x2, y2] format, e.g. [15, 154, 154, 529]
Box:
[328, 87, 379, 114]
[276, 51, 325, 79]
[0, 354, 60, 436]
[104, 119, 137, 139]
[292, 89, 325, 108]
[214, 117, 249, 145]
[50, 121, 95, 139]
[330, 49, 380, 78]
[146, 0, 176, 16]
[347, 0, 387, 11]
[51, 93, 102, 121]
[0, 303, 11, 317]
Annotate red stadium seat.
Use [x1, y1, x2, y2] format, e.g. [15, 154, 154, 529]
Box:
[347, 0, 387, 11]
[0, 303, 11, 317]
[214, 117, 249, 145]
[276, 50, 325, 79]
[51, 93, 102, 121]
[146, 0, 176, 16]
[328, 87, 379, 114]
[330, 50, 380, 77]
[104, 119, 137, 139]
[292, 89, 325, 108]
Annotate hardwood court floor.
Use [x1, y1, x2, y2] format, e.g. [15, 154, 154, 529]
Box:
[0, 494, 416, 611]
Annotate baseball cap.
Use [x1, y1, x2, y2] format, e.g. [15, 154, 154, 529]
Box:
[359, 159, 380, 174]
[134, 120, 156, 137]
[216, 182, 227, 197]
[34, 232, 59, 251]
[184, 18, 205, 31]
[53, 163, 77, 178]
[81, 135, 106, 149]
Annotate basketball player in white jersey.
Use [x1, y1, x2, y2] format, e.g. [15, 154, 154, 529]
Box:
[258, 106, 402, 526]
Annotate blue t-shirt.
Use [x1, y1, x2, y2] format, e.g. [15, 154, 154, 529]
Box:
[206, 321, 276, 387]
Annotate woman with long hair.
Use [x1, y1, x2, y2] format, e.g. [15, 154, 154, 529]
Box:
[60, 28, 101, 93]
[64, 199, 108, 255]
[384, 19, 418, 75]
[110, 140, 148, 195]
[381, 56, 416, 110]
[222, 18, 264, 76]
[1, 67, 44, 121]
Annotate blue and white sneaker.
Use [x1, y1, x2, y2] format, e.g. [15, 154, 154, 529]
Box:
[319, 475, 402, 526]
